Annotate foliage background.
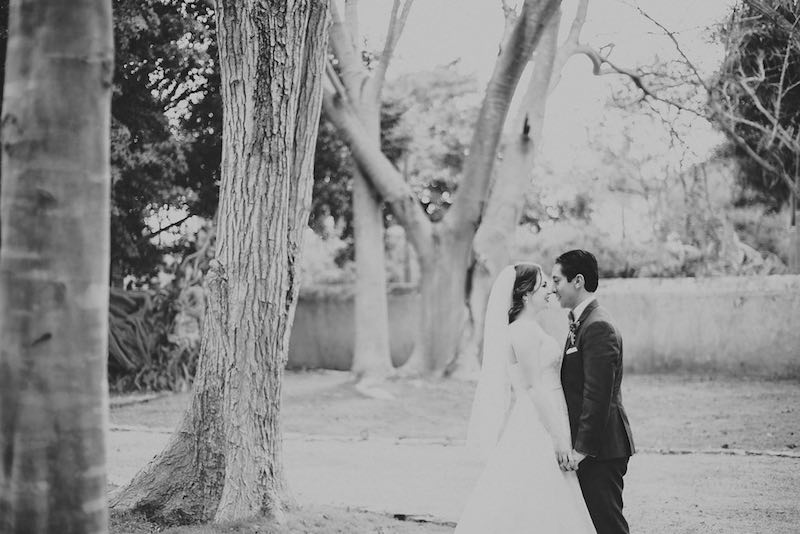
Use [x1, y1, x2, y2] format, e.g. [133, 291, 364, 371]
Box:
[1, 0, 796, 390]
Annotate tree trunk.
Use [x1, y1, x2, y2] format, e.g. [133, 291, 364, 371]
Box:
[351, 102, 393, 383]
[404, 0, 562, 375]
[325, 2, 417, 385]
[457, 11, 562, 376]
[790, 184, 800, 273]
[408, 226, 474, 375]
[326, 0, 562, 376]
[0, 1, 114, 533]
[110, 0, 329, 524]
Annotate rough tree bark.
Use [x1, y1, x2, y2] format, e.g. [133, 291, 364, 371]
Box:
[326, 1, 414, 385]
[324, 0, 562, 375]
[109, 0, 330, 524]
[0, 1, 114, 533]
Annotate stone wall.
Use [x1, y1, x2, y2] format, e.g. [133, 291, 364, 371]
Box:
[288, 276, 800, 377]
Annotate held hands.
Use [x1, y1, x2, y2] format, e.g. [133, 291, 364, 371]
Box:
[558, 449, 587, 471]
[555, 446, 571, 471]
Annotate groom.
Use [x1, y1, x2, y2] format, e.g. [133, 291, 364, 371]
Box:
[550, 250, 635, 534]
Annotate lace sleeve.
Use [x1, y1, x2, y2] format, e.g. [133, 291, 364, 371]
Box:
[509, 325, 572, 450]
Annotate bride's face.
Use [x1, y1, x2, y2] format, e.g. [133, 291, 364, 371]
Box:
[526, 279, 551, 312]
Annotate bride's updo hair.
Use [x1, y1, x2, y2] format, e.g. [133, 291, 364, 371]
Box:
[508, 263, 543, 323]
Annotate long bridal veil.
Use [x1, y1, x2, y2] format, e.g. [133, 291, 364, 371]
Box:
[465, 265, 516, 458]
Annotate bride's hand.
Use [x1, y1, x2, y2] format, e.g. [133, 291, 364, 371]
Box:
[555, 447, 571, 471]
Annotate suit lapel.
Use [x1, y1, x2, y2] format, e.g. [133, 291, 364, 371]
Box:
[564, 299, 600, 355]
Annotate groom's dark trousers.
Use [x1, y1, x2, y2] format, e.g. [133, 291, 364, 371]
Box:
[561, 300, 635, 534]
[577, 457, 629, 534]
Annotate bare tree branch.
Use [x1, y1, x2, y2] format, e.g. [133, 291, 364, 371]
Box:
[321, 91, 435, 257]
[372, 0, 415, 97]
[733, 72, 800, 154]
[711, 102, 800, 198]
[572, 44, 604, 74]
[325, 60, 352, 105]
[479, 9, 560, 244]
[644, 98, 686, 145]
[383, 0, 401, 47]
[743, 0, 800, 51]
[772, 23, 796, 144]
[563, 0, 589, 48]
[719, 105, 779, 138]
[706, 1, 800, 204]
[575, 45, 709, 120]
[445, 0, 562, 233]
[345, 0, 360, 50]
[548, 0, 591, 92]
[637, 7, 710, 92]
[329, 1, 364, 92]
[143, 214, 194, 240]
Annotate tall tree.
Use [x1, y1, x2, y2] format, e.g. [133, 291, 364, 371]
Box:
[110, 0, 330, 524]
[462, 0, 604, 373]
[0, 0, 114, 533]
[325, 0, 415, 385]
[324, 0, 562, 375]
[580, 1, 800, 271]
[710, 0, 800, 271]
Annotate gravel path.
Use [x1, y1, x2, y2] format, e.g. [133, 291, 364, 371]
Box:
[108, 427, 800, 533]
[109, 373, 800, 533]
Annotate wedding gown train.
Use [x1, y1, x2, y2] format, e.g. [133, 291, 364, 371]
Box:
[455, 320, 596, 534]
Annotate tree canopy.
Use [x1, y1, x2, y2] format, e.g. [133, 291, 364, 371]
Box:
[110, 0, 217, 281]
[711, 0, 800, 210]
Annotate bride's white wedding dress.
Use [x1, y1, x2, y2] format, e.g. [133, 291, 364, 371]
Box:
[456, 319, 596, 534]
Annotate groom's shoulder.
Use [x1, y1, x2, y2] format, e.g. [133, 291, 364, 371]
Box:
[584, 301, 618, 329]
[590, 301, 611, 319]
[583, 303, 625, 346]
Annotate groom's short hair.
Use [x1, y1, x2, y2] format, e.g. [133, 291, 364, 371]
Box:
[555, 250, 599, 292]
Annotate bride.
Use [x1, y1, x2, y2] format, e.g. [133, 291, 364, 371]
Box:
[455, 263, 596, 533]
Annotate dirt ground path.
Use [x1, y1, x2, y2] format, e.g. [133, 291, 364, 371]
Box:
[109, 372, 800, 533]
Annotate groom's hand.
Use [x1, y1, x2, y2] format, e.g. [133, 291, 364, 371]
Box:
[568, 449, 587, 471]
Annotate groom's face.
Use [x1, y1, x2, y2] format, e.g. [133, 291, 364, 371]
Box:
[550, 263, 578, 310]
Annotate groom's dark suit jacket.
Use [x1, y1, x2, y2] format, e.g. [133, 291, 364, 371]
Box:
[560, 300, 635, 460]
